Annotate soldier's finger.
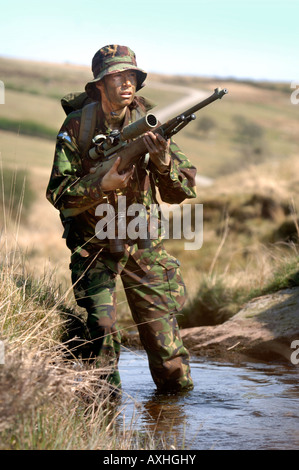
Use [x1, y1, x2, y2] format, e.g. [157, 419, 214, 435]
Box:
[148, 132, 168, 153]
[126, 172, 134, 184]
[143, 134, 157, 153]
[121, 167, 134, 186]
[156, 133, 168, 148]
[111, 156, 121, 172]
[129, 165, 135, 179]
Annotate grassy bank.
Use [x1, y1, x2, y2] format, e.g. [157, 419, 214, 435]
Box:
[0, 244, 176, 450]
[178, 245, 299, 328]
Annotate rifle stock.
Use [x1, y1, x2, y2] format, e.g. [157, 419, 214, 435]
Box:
[89, 87, 228, 179]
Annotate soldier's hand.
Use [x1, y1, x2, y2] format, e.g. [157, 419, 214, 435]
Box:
[100, 157, 134, 191]
[143, 131, 170, 173]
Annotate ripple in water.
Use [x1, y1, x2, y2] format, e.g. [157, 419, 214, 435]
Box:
[118, 350, 299, 450]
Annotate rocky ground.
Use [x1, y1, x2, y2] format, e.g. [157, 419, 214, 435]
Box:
[180, 286, 299, 364]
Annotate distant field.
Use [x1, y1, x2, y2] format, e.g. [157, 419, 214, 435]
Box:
[0, 84, 185, 133]
[0, 56, 185, 128]
[173, 84, 299, 176]
[0, 130, 55, 171]
[1, 89, 66, 129]
[1, 57, 297, 179]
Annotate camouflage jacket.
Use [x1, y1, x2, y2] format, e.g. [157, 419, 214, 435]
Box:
[46, 96, 197, 268]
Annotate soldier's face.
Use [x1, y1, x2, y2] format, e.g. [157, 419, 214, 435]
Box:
[96, 70, 137, 110]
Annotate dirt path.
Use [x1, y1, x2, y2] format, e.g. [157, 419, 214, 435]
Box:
[148, 81, 213, 187]
[147, 80, 209, 121]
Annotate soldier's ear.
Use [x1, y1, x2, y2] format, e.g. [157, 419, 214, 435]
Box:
[95, 81, 103, 91]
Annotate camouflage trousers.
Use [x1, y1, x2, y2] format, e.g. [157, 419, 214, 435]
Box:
[70, 246, 193, 392]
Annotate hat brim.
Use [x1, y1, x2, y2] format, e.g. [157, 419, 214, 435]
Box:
[85, 64, 147, 100]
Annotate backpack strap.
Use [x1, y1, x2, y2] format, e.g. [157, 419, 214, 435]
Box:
[78, 102, 99, 157]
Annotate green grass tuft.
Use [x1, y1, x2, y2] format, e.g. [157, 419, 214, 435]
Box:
[0, 167, 35, 223]
[0, 117, 56, 140]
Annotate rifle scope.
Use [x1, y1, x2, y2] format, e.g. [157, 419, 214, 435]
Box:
[121, 113, 158, 141]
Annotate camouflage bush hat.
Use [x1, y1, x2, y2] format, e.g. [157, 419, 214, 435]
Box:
[85, 45, 147, 100]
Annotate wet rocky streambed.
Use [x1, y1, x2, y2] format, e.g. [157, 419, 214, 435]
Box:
[117, 350, 299, 450]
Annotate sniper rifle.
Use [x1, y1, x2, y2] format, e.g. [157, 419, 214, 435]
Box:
[88, 87, 228, 178]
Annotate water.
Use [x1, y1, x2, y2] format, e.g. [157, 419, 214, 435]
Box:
[118, 350, 299, 450]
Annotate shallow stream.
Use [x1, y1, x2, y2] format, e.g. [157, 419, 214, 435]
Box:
[118, 350, 299, 450]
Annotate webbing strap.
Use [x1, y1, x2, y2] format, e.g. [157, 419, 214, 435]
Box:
[78, 102, 144, 157]
[78, 102, 99, 157]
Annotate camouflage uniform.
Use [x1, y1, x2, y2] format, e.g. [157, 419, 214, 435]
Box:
[46, 46, 197, 392]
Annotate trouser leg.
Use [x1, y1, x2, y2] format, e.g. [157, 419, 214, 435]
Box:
[121, 253, 193, 392]
[71, 255, 121, 389]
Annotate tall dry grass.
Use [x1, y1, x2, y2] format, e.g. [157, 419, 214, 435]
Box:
[0, 170, 177, 451]
[176, 158, 299, 327]
[0, 243, 185, 450]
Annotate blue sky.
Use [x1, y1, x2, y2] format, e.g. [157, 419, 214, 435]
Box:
[0, 0, 297, 82]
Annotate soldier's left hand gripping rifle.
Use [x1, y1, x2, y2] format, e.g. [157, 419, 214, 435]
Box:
[85, 87, 228, 179]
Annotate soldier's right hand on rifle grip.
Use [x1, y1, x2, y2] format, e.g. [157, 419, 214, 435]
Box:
[100, 157, 135, 191]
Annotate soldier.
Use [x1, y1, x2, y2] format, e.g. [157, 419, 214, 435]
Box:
[46, 45, 197, 394]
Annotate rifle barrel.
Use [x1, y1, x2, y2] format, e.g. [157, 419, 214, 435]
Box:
[180, 88, 228, 118]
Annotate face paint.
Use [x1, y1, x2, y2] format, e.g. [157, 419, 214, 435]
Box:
[96, 70, 137, 116]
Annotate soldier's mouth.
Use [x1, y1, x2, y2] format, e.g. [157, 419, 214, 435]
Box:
[120, 91, 132, 98]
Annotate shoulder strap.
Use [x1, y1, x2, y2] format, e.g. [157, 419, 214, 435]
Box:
[78, 102, 99, 157]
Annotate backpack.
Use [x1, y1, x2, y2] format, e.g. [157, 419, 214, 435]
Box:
[61, 91, 99, 158]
